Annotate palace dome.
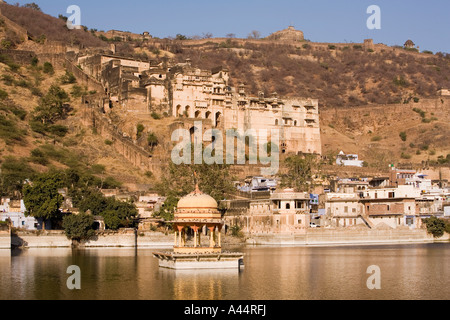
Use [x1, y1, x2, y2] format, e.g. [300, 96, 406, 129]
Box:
[177, 188, 218, 210]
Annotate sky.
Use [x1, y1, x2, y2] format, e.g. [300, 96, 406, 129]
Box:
[10, 0, 450, 53]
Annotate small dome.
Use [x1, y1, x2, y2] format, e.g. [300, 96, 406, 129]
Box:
[177, 191, 218, 209]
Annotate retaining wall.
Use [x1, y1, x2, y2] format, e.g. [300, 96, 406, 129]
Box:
[0, 230, 11, 249]
[12, 231, 72, 248]
[246, 229, 435, 246]
[81, 229, 136, 247]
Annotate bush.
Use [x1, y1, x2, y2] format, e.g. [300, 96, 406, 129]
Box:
[423, 216, 446, 238]
[0, 89, 8, 100]
[399, 131, 407, 142]
[400, 152, 412, 160]
[43, 62, 54, 75]
[371, 135, 382, 142]
[104, 139, 113, 146]
[151, 112, 162, 120]
[62, 213, 95, 241]
[60, 71, 77, 84]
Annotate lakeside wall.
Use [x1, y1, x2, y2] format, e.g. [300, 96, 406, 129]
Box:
[0, 229, 11, 249]
[246, 229, 436, 246]
[6, 228, 447, 249]
[10, 230, 174, 249]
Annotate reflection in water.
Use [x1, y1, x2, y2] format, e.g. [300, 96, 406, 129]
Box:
[0, 244, 448, 300]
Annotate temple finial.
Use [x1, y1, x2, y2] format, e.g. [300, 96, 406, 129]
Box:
[194, 171, 200, 193]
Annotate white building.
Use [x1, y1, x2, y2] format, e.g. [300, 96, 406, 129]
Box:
[336, 151, 364, 167]
[0, 199, 37, 230]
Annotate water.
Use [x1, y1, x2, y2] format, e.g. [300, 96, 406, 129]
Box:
[0, 243, 448, 300]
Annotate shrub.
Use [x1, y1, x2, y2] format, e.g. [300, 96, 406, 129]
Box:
[43, 62, 54, 75]
[62, 213, 95, 241]
[0, 89, 8, 100]
[400, 152, 411, 159]
[371, 135, 382, 142]
[60, 71, 77, 84]
[423, 216, 446, 238]
[399, 131, 407, 142]
[151, 112, 162, 120]
[105, 139, 113, 146]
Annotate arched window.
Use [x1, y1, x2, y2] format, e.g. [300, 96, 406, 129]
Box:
[286, 203, 290, 210]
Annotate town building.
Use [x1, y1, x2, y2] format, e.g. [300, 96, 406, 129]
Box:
[0, 198, 37, 230]
[336, 151, 365, 167]
[223, 188, 313, 234]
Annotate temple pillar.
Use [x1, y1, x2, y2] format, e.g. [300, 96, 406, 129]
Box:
[177, 225, 183, 247]
[192, 226, 199, 248]
[208, 226, 215, 248]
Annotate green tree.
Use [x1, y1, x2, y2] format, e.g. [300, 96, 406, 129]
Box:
[23, 172, 64, 230]
[423, 216, 446, 238]
[62, 213, 95, 241]
[279, 154, 320, 192]
[73, 189, 136, 230]
[155, 161, 235, 222]
[0, 157, 35, 197]
[32, 85, 70, 125]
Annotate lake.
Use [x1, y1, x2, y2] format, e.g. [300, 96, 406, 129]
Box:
[0, 243, 448, 300]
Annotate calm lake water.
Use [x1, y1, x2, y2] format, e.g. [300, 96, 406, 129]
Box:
[0, 243, 448, 300]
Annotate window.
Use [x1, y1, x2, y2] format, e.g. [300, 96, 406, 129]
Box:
[344, 206, 348, 213]
[286, 203, 291, 210]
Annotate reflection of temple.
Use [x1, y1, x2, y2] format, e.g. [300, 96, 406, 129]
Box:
[153, 184, 244, 270]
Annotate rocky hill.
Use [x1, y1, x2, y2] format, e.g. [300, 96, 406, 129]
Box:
[0, 2, 449, 193]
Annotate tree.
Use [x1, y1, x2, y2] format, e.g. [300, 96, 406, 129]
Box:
[0, 157, 35, 197]
[423, 216, 446, 238]
[62, 213, 95, 242]
[73, 189, 137, 230]
[248, 30, 261, 39]
[32, 85, 70, 125]
[155, 159, 235, 222]
[23, 172, 64, 230]
[22, 3, 41, 11]
[279, 154, 320, 192]
[147, 132, 158, 150]
[175, 34, 188, 41]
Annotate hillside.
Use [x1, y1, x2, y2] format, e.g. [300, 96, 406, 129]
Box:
[0, 53, 154, 196]
[0, 3, 107, 49]
[0, 2, 448, 193]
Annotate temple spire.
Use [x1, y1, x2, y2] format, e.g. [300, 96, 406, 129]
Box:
[193, 171, 201, 194]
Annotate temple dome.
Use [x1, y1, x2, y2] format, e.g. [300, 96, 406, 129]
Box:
[177, 190, 218, 209]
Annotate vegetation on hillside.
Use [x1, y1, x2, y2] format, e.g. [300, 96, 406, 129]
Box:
[0, 2, 107, 48]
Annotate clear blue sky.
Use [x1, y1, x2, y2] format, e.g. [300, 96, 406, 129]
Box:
[11, 0, 450, 53]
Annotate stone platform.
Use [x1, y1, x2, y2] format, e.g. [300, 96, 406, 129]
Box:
[153, 251, 244, 270]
